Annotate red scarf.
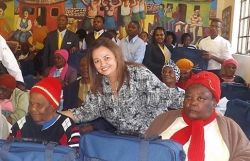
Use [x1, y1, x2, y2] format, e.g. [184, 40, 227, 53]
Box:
[170, 109, 217, 161]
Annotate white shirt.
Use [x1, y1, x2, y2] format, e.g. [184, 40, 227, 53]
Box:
[161, 117, 230, 161]
[199, 35, 232, 70]
[0, 35, 24, 82]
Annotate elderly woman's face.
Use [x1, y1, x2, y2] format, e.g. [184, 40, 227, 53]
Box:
[0, 85, 13, 100]
[161, 67, 176, 86]
[54, 54, 66, 69]
[79, 58, 89, 80]
[224, 63, 237, 77]
[183, 84, 216, 120]
[29, 92, 56, 124]
[92, 46, 117, 78]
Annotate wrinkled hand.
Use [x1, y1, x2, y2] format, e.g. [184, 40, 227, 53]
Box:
[202, 52, 212, 60]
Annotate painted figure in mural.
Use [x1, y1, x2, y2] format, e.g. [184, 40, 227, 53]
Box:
[139, 0, 147, 31]
[185, 9, 203, 44]
[117, 0, 132, 39]
[101, 0, 122, 30]
[130, 0, 141, 24]
[0, 2, 13, 40]
[13, 6, 32, 43]
[29, 15, 48, 52]
[167, 6, 180, 32]
[81, 0, 101, 32]
[155, 4, 171, 30]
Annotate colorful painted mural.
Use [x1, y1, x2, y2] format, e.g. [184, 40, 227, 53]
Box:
[3, 0, 217, 49]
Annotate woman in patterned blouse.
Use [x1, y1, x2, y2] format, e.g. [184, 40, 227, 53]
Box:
[61, 37, 184, 133]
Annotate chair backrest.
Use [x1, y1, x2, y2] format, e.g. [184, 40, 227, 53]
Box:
[225, 99, 250, 140]
[220, 83, 250, 101]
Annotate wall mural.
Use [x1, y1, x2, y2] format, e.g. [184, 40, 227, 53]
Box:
[2, 0, 217, 51]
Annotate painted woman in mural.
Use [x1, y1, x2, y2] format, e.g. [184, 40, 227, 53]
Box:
[117, 0, 132, 39]
[101, 0, 122, 30]
[29, 15, 48, 51]
[13, 6, 32, 43]
[81, 0, 101, 32]
[0, 2, 13, 40]
[130, 0, 141, 24]
[139, 0, 147, 31]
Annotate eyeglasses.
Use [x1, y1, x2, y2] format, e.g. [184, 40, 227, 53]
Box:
[210, 25, 221, 29]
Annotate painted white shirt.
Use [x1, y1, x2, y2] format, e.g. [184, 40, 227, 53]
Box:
[199, 35, 232, 70]
[161, 117, 230, 161]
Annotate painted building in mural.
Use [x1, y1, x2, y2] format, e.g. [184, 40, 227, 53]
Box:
[1, 0, 217, 47]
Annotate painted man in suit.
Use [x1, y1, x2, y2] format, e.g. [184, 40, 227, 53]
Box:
[43, 14, 79, 71]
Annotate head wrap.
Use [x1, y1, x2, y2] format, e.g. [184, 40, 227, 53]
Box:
[176, 58, 194, 71]
[22, 6, 32, 14]
[0, 74, 16, 89]
[222, 58, 238, 68]
[30, 77, 62, 109]
[162, 60, 180, 82]
[54, 49, 69, 62]
[0, 2, 7, 11]
[185, 71, 221, 103]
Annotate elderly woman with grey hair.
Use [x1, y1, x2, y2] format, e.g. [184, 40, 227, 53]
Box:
[161, 60, 185, 110]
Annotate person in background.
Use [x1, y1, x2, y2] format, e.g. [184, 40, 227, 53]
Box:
[0, 35, 26, 91]
[176, 58, 195, 89]
[43, 14, 79, 70]
[180, 33, 197, 49]
[0, 2, 13, 40]
[221, 58, 250, 87]
[107, 29, 120, 45]
[9, 77, 80, 149]
[44, 49, 77, 87]
[165, 31, 177, 50]
[61, 37, 184, 134]
[0, 74, 28, 125]
[145, 71, 250, 161]
[167, 6, 180, 32]
[63, 56, 90, 110]
[143, 27, 172, 80]
[199, 18, 232, 78]
[139, 31, 149, 45]
[119, 21, 146, 63]
[161, 60, 185, 110]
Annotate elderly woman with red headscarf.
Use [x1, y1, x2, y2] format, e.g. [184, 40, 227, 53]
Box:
[221, 58, 250, 87]
[44, 49, 77, 87]
[145, 71, 250, 161]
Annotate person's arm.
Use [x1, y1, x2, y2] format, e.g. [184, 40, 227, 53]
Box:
[67, 120, 80, 149]
[142, 44, 163, 70]
[202, 51, 225, 64]
[9, 90, 29, 124]
[69, 33, 80, 53]
[81, 0, 88, 6]
[134, 41, 146, 63]
[0, 36, 24, 83]
[15, 17, 21, 30]
[3, 18, 12, 33]
[61, 92, 102, 123]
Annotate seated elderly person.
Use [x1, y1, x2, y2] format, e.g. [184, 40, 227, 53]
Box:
[0, 74, 28, 124]
[176, 58, 195, 89]
[221, 58, 250, 87]
[63, 56, 90, 110]
[145, 71, 250, 160]
[161, 60, 185, 110]
[8, 77, 80, 148]
[44, 49, 77, 87]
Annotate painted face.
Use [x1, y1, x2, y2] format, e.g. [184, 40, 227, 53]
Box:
[0, 85, 13, 100]
[79, 58, 89, 80]
[183, 84, 216, 120]
[92, 46, 117, 79]
[34, 19, 38, 26]
[183, 36, 192, 47]
[0, 9, 4, 17]
[57, 15, 68, 30]
[93, 17, 104, 31]
[210, 21, 222, 38]
[127, 22, 140, 38]
[161, 66, 176, 86]
[23, 11, 29, 19]
[224, 63, 237, 77]
[29, 92, 56, 124]
[139, 33, 148, 43]
[154, 29, 165, 44]
[54, 54, 66, 69]
[180, 70, 191, 81]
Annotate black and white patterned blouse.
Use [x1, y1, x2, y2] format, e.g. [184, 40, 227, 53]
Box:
[70, 64, 184, 133]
